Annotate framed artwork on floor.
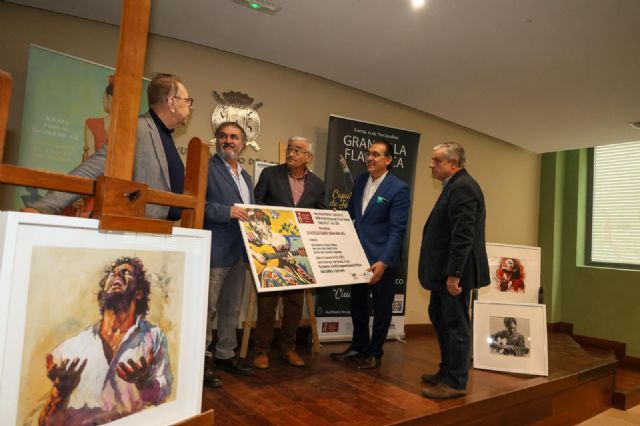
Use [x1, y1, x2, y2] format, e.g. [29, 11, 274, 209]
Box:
[473, 300, 548, 376]
[477, 243, 541, 303]
[0, 212, 211, 425]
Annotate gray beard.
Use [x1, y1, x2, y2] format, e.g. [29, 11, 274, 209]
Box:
[216, 144, 238, 161]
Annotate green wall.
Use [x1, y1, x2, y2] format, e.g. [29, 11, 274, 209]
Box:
[540, 149, 640, 357]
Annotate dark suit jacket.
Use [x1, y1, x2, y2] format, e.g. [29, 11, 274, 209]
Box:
[204, 154, 254, 267]
[254, 163, 326, 209]
[348, 172, 410, 268]
[418, 168, 490, 291]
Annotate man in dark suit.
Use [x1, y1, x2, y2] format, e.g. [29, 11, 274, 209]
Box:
[252, 137, 326, 369]
[203, 121, 255, 388]
[330, 140, 410, 370]
[418, 141, 490, 399]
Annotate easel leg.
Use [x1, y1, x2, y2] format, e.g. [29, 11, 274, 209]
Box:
[304, 289, 320, 354]
[240, 286, 257, 359]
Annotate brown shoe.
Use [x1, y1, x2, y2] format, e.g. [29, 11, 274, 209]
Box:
[420, 372, 442, 386]
[281, 350, 305, 367]
[253, 353, 270, 369]
[421, 382, 466, 400]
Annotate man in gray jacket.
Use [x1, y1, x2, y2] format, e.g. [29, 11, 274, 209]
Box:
[24, 73, 192, 221]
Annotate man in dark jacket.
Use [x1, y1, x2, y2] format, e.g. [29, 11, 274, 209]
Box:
[252, 136, 325, 369]
[418, 141, 490, 399]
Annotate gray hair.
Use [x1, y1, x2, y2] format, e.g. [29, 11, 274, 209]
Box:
[288, 136, 313, 155]
[433, 142, 465, 168]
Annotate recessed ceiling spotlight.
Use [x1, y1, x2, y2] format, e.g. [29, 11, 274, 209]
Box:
[230, 0, 281, 15]
[411, 0, 426, 8]
[630, 121, 640, 130]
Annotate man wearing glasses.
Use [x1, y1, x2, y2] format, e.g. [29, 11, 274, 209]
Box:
[25, 73, 191, 221]
[252, 136, 325, 370]
[330, 140, 410, 370]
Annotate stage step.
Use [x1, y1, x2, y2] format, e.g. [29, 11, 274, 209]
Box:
[613, 368, 640, 410]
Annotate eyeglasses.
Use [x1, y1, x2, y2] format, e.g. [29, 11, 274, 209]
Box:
[286, 147, 310, 155]
[366, 151, 383, 158]
[171, 96, 194, 107]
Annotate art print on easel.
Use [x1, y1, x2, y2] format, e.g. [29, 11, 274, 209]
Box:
[0, 213, 211, 426]
[17, 248, 184, 426]
[244, 207, 317, 289]
[477, 243, 541, 303]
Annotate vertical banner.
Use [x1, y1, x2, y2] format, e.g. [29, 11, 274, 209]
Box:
[316, 115, 420, 342]
[15, 45, 149, 211]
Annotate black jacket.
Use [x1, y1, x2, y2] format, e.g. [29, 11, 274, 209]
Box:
[418, 168, 490, 291]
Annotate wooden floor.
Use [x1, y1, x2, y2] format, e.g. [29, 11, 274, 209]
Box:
[202, 329, 617, 425]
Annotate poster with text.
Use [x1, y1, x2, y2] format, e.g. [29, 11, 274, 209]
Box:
[15, 45, 149, 214]
[238, 205, 372, 293]
[316, 115, 420, 341]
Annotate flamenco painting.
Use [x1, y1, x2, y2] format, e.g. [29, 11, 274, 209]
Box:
[494, 257, 526, 293]
[478, 243, 540, 304]
[16, 247, 184, 426]
[242, 208, 316, 291]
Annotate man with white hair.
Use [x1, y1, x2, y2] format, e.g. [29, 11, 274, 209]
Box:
[418, 141, 490, 399]
[252, 136, 325, 369]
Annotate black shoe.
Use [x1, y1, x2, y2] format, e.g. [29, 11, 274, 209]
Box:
[420, 372, 442, 386]
[330, 348, 366, 361]
[203, 365, 223, 388]
[355, 356, 380, 370]
[214, 357, 253, 376]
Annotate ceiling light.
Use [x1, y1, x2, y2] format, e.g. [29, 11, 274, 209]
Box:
[411, 0, 426, 8]
[231, 0, 281, 15]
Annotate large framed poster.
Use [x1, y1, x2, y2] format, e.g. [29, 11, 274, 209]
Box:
[477, 243, 541, 303]
[317, 115, 420, 341]
[15, 45, 150, 214]
[237, 204, 371, 293]
[0, 212, 210, 426]
[473, 301, 548, 376]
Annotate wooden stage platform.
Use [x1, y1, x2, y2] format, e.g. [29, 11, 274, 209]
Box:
[202, 328, 617, 425]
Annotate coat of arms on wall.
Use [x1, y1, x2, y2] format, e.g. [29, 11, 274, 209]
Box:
[211, 91, 263, 151]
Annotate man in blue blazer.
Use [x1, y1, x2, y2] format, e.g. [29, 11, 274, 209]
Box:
[330, 140, 410, 370]
[203, 121, 255, 388]
[418, 142, 490, 399]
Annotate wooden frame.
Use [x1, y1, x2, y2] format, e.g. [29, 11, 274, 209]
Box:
[0, 0, 208, 234]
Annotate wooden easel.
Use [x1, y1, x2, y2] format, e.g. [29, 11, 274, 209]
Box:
[239, 288, 320, 358]
[238, 140, 320, 359]
[0, 1, 212, 424]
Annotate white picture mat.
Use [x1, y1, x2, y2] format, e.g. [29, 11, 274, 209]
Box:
[237, 204, 371, 293]
[473, 300, 548, 376]
[253, 161, 275, 187]
[0, 212, 211, 426]
[477, 243, 541, 303]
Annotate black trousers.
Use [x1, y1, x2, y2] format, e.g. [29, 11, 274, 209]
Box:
[428, 289, 471, 390]
[349, 268, 395, 358]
